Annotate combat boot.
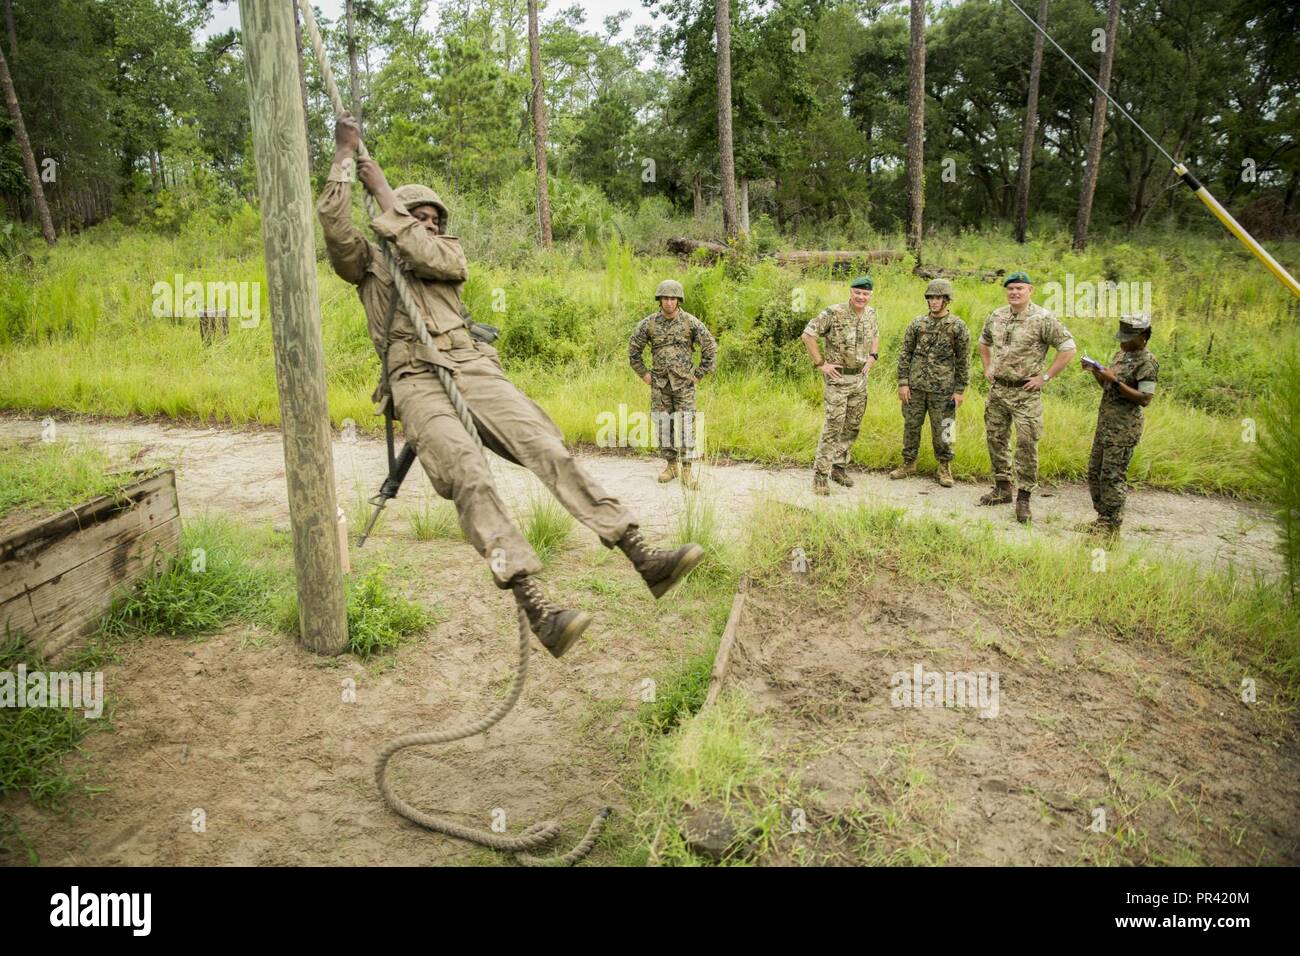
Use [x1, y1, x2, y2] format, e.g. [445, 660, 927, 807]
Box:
[658, 460, 679, 483]
[510, 575, 592, 658]
[830, 465, 854, 487]
[680, 460, 699, 489]
[813, 474, 830, 496]
[617, 526, 706, 598]
[1015, 490, 1032, 524]
[936, 462, 954, 488]
[889, 460, 917, 480]
[979, 480, 1013, 505]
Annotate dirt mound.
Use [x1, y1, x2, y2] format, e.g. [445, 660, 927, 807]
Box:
[721, 576, 1300, 865]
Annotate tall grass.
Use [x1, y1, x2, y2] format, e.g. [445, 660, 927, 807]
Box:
[519, 490, 575, 565]
[1257, 349, 1300, 600]
[0, 438, 142, 520]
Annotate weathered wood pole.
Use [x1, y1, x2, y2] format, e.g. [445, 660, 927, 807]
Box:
[238, 0, 348, 655]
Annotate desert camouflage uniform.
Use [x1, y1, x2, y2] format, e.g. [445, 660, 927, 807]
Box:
[317, 162, 633, 587]
[897, 312, 971, 462]
[804, 302, 879, 476]
[1088, 347, 1159, 528]
[978, 303, 1075, 492]
[628, 309, 717, 461]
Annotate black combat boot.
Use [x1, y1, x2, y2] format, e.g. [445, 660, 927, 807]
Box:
[1015, 489, 1032, 524]
[511, 575, 592, 658]
[979, 479, 1013, 505]
[616, 526, 706, 598]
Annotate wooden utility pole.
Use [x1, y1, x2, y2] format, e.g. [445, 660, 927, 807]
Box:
[238, 0, 348, 655]
[294, 0, 310, 139]
[905, 0, 925, 261]
[0, 45, 54, 245]
[1014, 0, 1048, 244]
[527, 0, 552, 247]
[715, 0, 738, 239]
[1073, 0, 1120, 251]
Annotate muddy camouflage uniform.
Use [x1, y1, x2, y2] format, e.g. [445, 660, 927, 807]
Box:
[804, 302, 879, 476]
[978, 303, 1075, 492]
[1088, 347, 1159, 528]
[897, 312, 970, 462]
[317, 162, 634, 587]
[628, 310, 717, 461]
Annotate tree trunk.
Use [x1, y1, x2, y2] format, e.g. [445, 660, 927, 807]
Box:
[526, 0, 552, 247]
[905, 0, 925, 261]
[740, 179, 750, 233]
[237, 0, 348, 656]
[693, 172, 703, 220]
[0, 45, 54, 244]
[715, 0, 739, 239]
[345, 0, 363, 133]
[4, 0, 15, 59]
[1073, 0, 1120, 252]
[1013, 0, 1048, 244]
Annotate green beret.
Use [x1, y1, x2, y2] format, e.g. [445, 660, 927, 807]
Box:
[1003, 271, 1032, 287]
[850, 276, 873, 290]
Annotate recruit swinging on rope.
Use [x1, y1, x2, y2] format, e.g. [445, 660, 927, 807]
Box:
[317, 116, 705, 657]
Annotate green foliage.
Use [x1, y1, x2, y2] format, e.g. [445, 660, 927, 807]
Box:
[0, 438, 137, 520]
[1257, 350, 1300, 600]
[520, 491, 576, 566]
[274, 565, 431, 659]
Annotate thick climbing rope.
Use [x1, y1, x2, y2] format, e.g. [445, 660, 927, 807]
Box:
[294, 0, 608, 866]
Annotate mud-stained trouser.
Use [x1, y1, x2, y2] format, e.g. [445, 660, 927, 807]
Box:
[901, 389, 956, 463]
[984, 382, 1043, 492]
[813, 372, 868, 476]
[390, 340, 635, 587]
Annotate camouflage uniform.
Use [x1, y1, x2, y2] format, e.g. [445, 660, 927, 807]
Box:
[804, 302, 879, 476]
[897, 312, 970, 462]
[1088, 347, 1159, 528]
[317, 162, 634, 587]
[628, 309, 718, 461]
[978, 303, 1075, 492]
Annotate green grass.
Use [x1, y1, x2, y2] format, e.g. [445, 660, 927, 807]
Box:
[275, 565, 432, 659]
[409, 496, 461, 541]
[1, 215, 1294, 498]
[0, 438, 145, 520]
[519, 490, 575, 566]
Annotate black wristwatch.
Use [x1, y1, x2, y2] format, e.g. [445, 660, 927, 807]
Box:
[870, 352, 879, 360]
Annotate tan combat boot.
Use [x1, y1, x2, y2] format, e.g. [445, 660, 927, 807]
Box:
[657, 460, 679, 483]
[1015, 490, 1032, 524]
[680, 460, 698, 489]
[889, 460, 917, 480]
[936, 461, 954, 488]
[616, 526, 706, 598]
[979, 480, 1013, 505]
[830, 465, 854, 487]
[813, 474, 830, 497]
[511, 575, 592, 658]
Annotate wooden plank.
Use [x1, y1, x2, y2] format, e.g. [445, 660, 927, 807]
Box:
[0, 469, 182, 662]
[2, 516, 181, 661]
[0, 471, 178, 604]
[703, 576, 748, 710]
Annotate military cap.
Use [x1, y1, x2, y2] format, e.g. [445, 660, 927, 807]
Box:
[850, 275, 874, 290]
[655, 279, 685, 301]
[1003, 271, 1032, 287]
[1115, 312, 1153, 342]
[925, 278, 954, 299]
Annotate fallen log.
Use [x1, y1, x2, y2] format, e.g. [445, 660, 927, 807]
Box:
[773, 249, 903, 268]
[666, 236, 728, 260]
[913, 264, 1007, 283]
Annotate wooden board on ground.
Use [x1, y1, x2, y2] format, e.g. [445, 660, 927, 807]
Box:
[703, 575, 748, 709]
[0, 469, 182, 662]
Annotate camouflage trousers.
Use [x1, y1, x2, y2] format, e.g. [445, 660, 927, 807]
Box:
[650, 376, 699, 462]
[1087, 428, 1137, 528]
[901, 389, 957, 463]
[984, 382, 1043, 491]
[391, 340, 634, 587]
[814, 373, 868, 476]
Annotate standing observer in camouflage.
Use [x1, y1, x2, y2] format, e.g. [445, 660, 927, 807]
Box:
[628, 279, 718, 488]
[801, 275, 880, 496]
[977, 272, 1076, 523]
[319, 117, 703, 660]
[1079, 313, 1159, 538]
[891, 278, 970, 487]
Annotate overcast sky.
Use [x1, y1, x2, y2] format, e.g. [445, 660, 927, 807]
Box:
[200, 0, 661, 41]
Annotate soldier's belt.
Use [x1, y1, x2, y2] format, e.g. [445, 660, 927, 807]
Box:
[839, 365, 865, 375]
[994, 376, 1030, 388]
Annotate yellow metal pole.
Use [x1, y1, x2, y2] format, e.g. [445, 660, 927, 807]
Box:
[1175, 165, 1300, 298]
